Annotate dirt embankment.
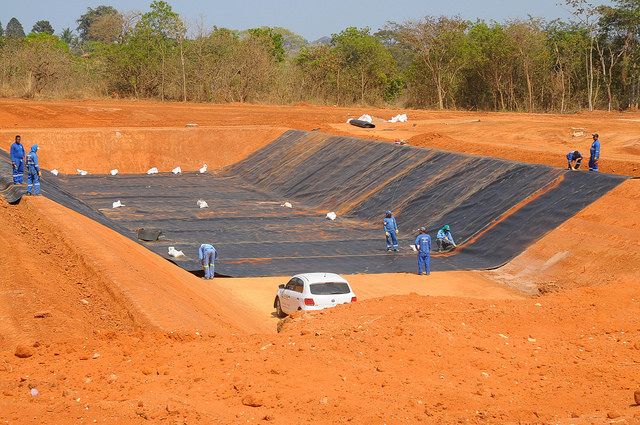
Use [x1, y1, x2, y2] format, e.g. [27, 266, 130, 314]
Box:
[2, 99, 640, 424]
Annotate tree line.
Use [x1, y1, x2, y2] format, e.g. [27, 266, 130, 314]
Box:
[1, 0, 639, 112]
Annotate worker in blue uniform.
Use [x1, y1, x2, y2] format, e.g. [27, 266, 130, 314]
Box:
[199, 243, 218, 279]
[414, 227, 431, 275]
[566, 151, 583, 170]
[10, 135, 26, 184]
[436, 225, 456, 252]
[589, 133, 600, 172]
[25, 145, 41, 195]
[383, 210, 399, 251]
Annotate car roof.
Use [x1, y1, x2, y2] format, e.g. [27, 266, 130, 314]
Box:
[293, 272, 349, 284]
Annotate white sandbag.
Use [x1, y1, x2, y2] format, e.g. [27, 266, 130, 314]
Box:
[357, 114, 372, 123]
[168, 246, 185, 257]
[51, 169, 59, 176]
[112, 200, 125, 208]
[199, 164, 208, 173]
[172, 166, 182, 174]
[147, 167, 159, 175]
[281, 202, 292, 208]
[326, 211, 337, 220]
[77, 169, 88, 176]
[110, 169, 118, 176]
[388, 113, 408, 123]
[197, 199, 209, 208]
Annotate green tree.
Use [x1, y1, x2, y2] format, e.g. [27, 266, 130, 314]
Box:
[87, 12, 125, 44]
[506, 18, 551, 112]
[272, 26, 307, 56]
[32, 20, 54, 35]
[398, 16, 470, 109]
[331, 27, 396, 105]
[564, 0, 600, 110]
[467, 20, 518, 110]
[59, 27, 78, 46]
[6, 17, 26, 38]
[547, 21, 590, 112]
[597, 0, 640, 109]
[76, 5, 119, 41]
[0, 21, 4, 37]
[246, 27, 286, 62]
[295, 45, 336, 102]
[138, 0, 184, 100]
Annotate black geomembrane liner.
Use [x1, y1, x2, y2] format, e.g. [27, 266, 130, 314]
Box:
[0, 131, 628, 277]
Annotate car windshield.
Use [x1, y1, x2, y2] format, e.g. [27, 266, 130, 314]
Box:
[309, 282, 351, 295]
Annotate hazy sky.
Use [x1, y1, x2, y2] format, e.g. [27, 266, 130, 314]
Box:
[2, 0, 613, 41]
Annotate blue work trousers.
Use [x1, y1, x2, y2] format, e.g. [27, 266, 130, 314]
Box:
[203, 249, 216, 279]
[418, 253, 430, 275]
[27, 171, 40, 195]
[13, 160, 24, 184]
[386, 230, 398, 250]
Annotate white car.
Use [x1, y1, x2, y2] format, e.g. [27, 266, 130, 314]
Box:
[274, 272, 357, 317]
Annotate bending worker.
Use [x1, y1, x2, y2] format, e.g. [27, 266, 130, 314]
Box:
[436, 225, 456, 252]
[415, 227, 431, 276]
[25, 144, 41, 196]
[383, 210, 399, 252]
[10, 135, 25, 184]
[199, 243, 218, 279]
[566, 151, 583, 170]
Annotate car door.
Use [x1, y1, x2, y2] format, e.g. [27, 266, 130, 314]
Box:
[280, 279, 298, 313]
[287, 278, 305, 311]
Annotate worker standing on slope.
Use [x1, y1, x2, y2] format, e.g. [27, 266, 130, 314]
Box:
[10, 135, 25, 184]
[383, 210, 399, 252]
[436, 225, 456, 252]
[566, 151, 583, 170]
[25, 145, 41, 196]
[199, 243, 218, 279]
[589, 133, 600, 172]
[415, 227, 431, 276]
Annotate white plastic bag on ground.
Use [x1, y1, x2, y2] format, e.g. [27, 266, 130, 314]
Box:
[112, 200, 125, 208]
[197, 199, 209, 208]
[168, 246, 185, 257]
[388, 113, 408, 123]
[172, 166, 182, 174]
[199, 164, 208, 173]
[147, 167, 159, 175]
[357, 114, 372, 123]
[281, 202, 292, 208]
[77, 169, 88, 176]
[326, 211, 337, 220]
[110, 169, 118, 176]
[51, 169, 59, 176]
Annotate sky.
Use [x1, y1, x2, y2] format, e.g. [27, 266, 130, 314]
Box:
[2, 0, 613, 42]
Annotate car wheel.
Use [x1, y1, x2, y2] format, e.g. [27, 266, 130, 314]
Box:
[275, 297, 286, 318]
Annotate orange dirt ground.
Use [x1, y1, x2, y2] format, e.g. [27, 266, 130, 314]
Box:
[1, 98, 640, 424]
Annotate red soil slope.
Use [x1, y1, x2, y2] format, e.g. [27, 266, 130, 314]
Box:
[1, 99, 640, 424]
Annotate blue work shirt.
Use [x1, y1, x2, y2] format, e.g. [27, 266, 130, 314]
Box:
[436, 229, 455, 245]
[590, 139, 600, 161]
[383, 217, 398, 232]
[415, 233, 431, 254]
[567, 151, 582, 161]
[199, 244, 218, 260]
[10, 142, 25, 163]
[26, 146, 39, 173]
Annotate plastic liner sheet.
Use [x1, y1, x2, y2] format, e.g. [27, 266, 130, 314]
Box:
[1, 131, 629, 277]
